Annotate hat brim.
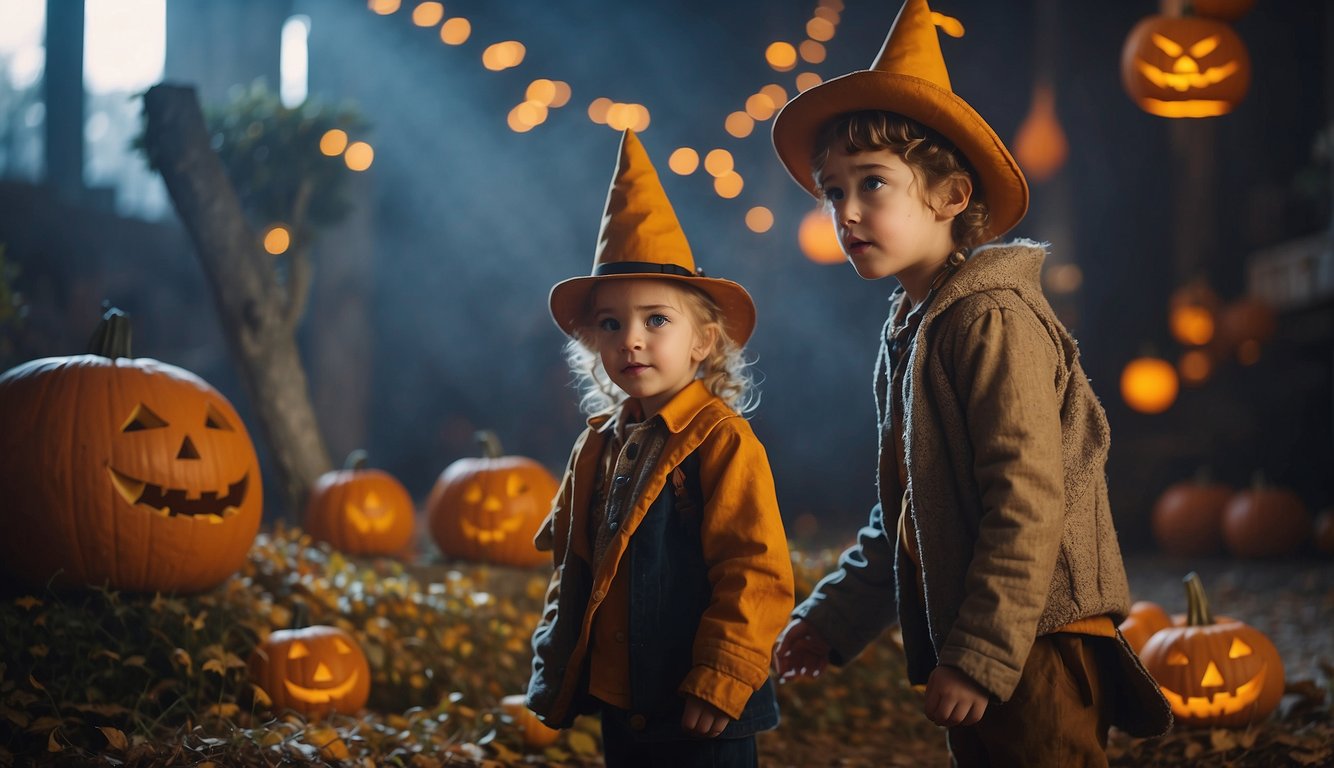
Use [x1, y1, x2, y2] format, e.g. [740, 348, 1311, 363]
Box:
[772, 70, 1029, 242]
[549, 273, 757, 347]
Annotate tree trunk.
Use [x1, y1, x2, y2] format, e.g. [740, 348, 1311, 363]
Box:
[141, 83, 331, 515]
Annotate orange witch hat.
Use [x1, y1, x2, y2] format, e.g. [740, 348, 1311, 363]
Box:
[549, 129, 756, 345]
[771, 0, 1029, 240]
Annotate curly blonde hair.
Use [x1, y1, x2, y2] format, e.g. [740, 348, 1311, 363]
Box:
[564, 278, 758, 417]
[812, 110, 992, 250]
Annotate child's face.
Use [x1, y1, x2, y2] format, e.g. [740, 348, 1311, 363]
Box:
[587, 279, 715, 419]
[817, 146, 960, 284]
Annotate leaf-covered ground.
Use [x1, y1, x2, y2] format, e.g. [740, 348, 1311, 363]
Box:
[1, 527, 1329, 767]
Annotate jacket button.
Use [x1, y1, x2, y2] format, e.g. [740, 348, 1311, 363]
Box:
[629, 714, 647, 731]
[613, 474, 629, 488]
[608, 521, 618, 531]
[592, 589, 605, 602]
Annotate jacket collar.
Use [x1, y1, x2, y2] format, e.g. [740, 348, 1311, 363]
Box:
[922, 239, 1048, 325]
[584, 379, 718, 435]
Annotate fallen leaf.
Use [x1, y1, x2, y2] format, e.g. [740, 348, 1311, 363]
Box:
[98, 726, 128, 751]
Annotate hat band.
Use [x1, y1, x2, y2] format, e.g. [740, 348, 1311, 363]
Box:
[593, 261, 695, 278]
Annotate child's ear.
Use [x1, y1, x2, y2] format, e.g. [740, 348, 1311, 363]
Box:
[691, 325, 719, 364]
[935, 175, 973, 220]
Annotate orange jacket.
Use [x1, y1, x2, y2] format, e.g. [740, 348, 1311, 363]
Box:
[526, 380, 794, 726]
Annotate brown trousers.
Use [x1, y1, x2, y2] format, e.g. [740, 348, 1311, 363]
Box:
[947, 633, 1112, 768]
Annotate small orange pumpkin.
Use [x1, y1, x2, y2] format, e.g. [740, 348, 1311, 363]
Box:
[1119, 600, 1173, 655]
[0, 307, 262, 593]
[1222, 475, 1311, 558]
[427, 431, 557, 567]
[249, 620, 371, 719]
[501, 694, 561, 748]
[1120, 14, 1250, 118]
[1151, 473, 1232, 557]
[1139, 572, 1284, 727]
[305, 450, 416, 556]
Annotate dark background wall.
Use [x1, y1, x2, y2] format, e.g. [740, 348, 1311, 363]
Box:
[2, 0, 1330, 550]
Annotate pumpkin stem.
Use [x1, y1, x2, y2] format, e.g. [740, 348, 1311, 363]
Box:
[87, 305, 132, 358]
[344, 449, 370, 471]
[475, 430, 503, 459]
[292, 601, 310, 630]
[1183, 571, 1214, 626]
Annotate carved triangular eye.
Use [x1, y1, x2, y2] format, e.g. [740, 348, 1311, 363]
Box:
[205, 404, 234, 431]
[288, 641, 310, 660]
[1151, 33, 1184, 57]
[1228, 637, 1253, 659]
[506, 474, 528, 497]
[1167, 650, 1190, 666]
[334, 638, 353, 655]
[464, 484, 483, 504]
[1201, 661, 1224, 687]
[1189, 36, 1220, 59]
[122, 404, 168, 432]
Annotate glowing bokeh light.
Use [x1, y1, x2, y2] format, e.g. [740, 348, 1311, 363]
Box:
[264, 225, 291, 255]
[588, 97, 613, 124]
[550, 81, 572, 108]
[668, 148, 700, 175]
[745, 207, 774, 233]
[344, 141, 374, 171]
[319, 128, 348, 156]
[799, 40, 827, 64]
[368, 0, 400, 15]
[760, 83, 788, 106]
[482, 41, 525, 71]
[527, 79, 556, 105]
[799, 209, 844, 264]
[807, 17, 835, 41]
[725, 111, 755, 138]
[745, 93, 776, 121]
[714, 171, 744, 199]
[1178, 349, 1212, 386]
[765, 42, 797, 72]
[440, 17, 471, 45]
[411, 2, 443, 26]
[704, 149, 734, 177]
[796, 72, 823, 91]
[1121, 357, 1178, 414]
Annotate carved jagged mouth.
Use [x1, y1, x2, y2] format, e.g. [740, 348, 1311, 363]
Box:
[1161, 665, 1267, 719]
[283, 669, 362, 704]
[107, 467, 248, 524]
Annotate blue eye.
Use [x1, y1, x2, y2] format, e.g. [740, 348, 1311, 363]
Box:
[597, 317, 620, 332]
[821, 186, 844, 202]
[647, 314, 669, 328]
[862, 176, 886, 191]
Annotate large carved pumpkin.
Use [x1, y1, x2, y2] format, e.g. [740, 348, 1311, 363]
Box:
[1140, 572, 1284, 727]
[249, 622, 371, 719]
[305, 450, 415, 556]
[1152, 475, 1232, 557]
[0, 308, 262, 593]
[1121, 14, 1250, 118]
[427, 431, 557, 567]
[1222, 476, 1311, 558]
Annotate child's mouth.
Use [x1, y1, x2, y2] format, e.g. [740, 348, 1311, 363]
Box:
[623, 363, 650, 375]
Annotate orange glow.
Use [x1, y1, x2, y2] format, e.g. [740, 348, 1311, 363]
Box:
[814, 6, 840, 24]
[931, 11, 966, 38]
[799, 40, 827, 64]
[799, 209, 844, 264]
[629, 104, 650, 132]
[344, 142, 374, 171]
[517, 101, 547, 127]
[263, 225, 291, 255]
[745, 93, 776, 121]
[319, 129, 348, 156]
[1236, 340, 1261, 365]
[1121, 17, 1250, 118]
[411, 2, 443, 26]
[725, 111, 754, 138]
[796, 72, 823, 92]
[440, 17, 471, 45]
[482, 41, 525, 71]
[588, 97, 612, 124]
[806, 17, 835, 41]
[526, 79, 556, 105]
[1043, 263, 1083, 294]
[745, 206, 774, 233]
[1170, 304, 1215, 346]
[714, 171, 743, 199]
[550, 81, 572, 108]
[1013, 83, 1068, 182]
[668, 148, 700, 175]
[1121, 357, 1178, 414]
[368, 0, 401, 15]
[703, 149, 734, 177]
[1178, 349, 1212, 386]
[760, 84, 788, 106]
[766, 42, 798, 72]
[507, 106, 534, 133]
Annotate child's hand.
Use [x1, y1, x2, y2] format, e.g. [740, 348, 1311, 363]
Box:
[923, 665, 989, 727]
[681, 694, 731, 737]
[772, 618, 832, 682]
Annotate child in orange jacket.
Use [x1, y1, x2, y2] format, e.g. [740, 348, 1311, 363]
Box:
[526, 129, 794, 768]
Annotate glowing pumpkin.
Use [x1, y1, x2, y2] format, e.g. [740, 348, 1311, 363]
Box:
[1139, 572, 1284, 727]
[1119, 600, 1173, 655]
[501, 694, 561, 748]
[427, 431, 557, 567]
[1121, 14, 1250, 118]
[1152, 475, 1232, 557]
[249, 624, 371, 719]
[305, 450, 415, 556]
[1222, 476, 1311, 558]
[0, 308, 262, 593]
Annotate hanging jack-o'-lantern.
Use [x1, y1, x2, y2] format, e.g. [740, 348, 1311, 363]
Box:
[427, 431, 558, 567]
[1121, 14, 1250, 118]
[248, 620, 371, 719]
[0, 308, 262, 593]
[305, 450, 415, 556]
[1140, 572, 1284, 727]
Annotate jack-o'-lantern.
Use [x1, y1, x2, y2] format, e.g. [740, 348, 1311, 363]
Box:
[1152, 473, 1232, 557]
[1140, 572, 1284, 727]
[249, 622, 371, 719]
[1121, 15, 1250, 118]
[1222, 475, 1311, 558]
[0, 308, 262, 593]
[305, 450, 415, 556]
[501, 694, 561, 748]
[427, 431, 557, 567]
[1119, 600, 1173, 655]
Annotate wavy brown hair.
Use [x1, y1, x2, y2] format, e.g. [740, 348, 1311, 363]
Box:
[812, 110, 991, 250]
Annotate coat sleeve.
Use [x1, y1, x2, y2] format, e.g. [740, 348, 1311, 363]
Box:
[677, 419, 795, 719]
[791, 503, 899, 665]
[934, 304, 1066, 702]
